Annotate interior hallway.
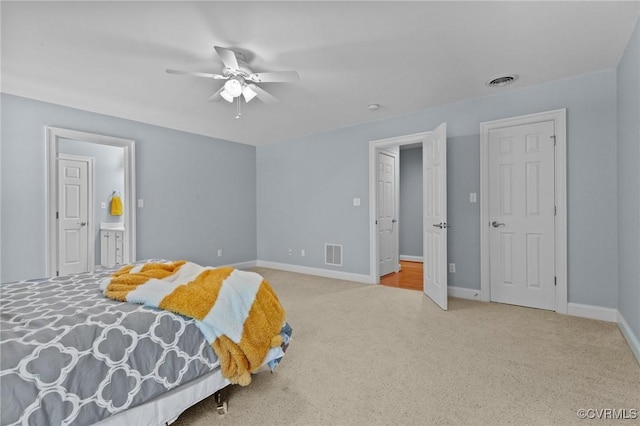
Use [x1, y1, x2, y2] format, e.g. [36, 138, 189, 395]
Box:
[380, 260, 423, 291]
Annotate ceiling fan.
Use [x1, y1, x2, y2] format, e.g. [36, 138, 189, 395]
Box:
[166, 46, 299, 111]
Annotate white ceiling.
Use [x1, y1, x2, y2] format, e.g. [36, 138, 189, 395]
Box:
[2, 1, 638, 146]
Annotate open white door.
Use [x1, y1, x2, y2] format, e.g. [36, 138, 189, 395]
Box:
[377, 150, 398, 277]
[423, 123, 448, 310]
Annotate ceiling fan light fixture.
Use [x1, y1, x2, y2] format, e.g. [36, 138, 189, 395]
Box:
[220, 90, 234, 103]
[224, 76, 244, 97]
[242, 85, 258, 103]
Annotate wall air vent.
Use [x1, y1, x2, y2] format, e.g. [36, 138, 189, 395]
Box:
[486, 74, 519, 87]
[325, 244, 343, 266]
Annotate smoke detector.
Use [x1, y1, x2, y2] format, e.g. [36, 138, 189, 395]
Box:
[486, 74, 519, 87]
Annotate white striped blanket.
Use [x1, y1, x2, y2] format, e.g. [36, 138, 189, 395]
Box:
[100, 260, 286, 386]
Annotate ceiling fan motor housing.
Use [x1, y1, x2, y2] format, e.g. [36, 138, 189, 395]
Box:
[222, 56, 253, 78]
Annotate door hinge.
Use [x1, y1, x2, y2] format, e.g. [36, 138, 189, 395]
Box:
[554, 276, 557, 286]
[56, 270, 59, 277]
[551, 135, 556, 146]
[554, 205, 557, 216]
[375, 220, 378, 225]
[56, 211, 59, 219]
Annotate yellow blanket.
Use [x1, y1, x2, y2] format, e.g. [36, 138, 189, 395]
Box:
[100, 261, 285, 386]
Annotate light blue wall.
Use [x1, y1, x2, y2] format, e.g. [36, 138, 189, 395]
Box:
[1, 66, 630, 312]
[58, 139, 125, 263]
[399, 147, 422, 257]
[447, 134, 481, 288]
[616, 19, 640, 340]
[257, 69, 619, 308]
[1, 94, 257, 282]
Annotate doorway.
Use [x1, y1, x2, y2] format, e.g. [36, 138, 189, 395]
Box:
[47, 127, 136, 277]
[480, 109, 567, 313]
[369, 123, 448, 310]
[380, 143, 424, 290]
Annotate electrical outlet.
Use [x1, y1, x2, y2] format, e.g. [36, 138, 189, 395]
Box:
[449, 263, 456, 273]
[301, 249, 305, 257]
[101, 202, 106, 209]
[288, 249, 292, 255]
[217, 249, 223, 257]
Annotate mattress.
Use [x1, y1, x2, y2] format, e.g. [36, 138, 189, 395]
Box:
[0, 266, 221, 426]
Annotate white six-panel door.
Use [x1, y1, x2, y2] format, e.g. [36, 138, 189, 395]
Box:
[423, 123, 448, 310]
[377, 151, 397, 277]
[488, 120, 556, 310]
[58, 157, 90, 276]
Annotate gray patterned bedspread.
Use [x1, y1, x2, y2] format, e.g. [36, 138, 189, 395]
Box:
[0, 266, 220, 426]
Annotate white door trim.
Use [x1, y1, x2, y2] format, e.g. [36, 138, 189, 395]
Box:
[57, 153, 95, 273]
[479, 109, 567, 313]
[47, 127, 137, 277]
[369, 131, 431, 283]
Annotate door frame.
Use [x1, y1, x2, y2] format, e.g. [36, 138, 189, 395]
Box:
[47, 127, 136, 277]
[479, 109, 567, 313]
[376, 148, 400, 277]
[57, 154, 95, 274]
[369, 131, 431, 283]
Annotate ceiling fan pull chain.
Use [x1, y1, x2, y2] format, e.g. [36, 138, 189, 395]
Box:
[236, 97, 242, 119]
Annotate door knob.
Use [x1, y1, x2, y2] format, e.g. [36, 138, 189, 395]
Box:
[79, 221, 87, 227]
[491, 221, 505, 228]
[432, 222, 451, 229]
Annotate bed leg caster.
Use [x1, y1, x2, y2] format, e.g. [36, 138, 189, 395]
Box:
[214, 389, 228, 415]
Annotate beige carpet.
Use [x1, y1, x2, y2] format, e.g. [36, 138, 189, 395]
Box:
[174, 268, 640, 425]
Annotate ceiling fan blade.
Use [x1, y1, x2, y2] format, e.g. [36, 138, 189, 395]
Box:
[208, 86, 225, 102]
[166, 69, 227, 79]
[249, 84, 279, 105]
[214, 46, 240, 71]
[249, 71, 299, 83]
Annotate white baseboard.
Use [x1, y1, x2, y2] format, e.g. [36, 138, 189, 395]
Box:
[255, 260, 373, 284]
[226, 260, 258, 270]
[617, 311, 640, 365]
[399, 255, 423, 262]
[567, 302, 617, 322]
[448, 286, 482, 300]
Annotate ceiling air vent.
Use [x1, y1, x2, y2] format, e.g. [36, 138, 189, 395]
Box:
[486, 74, 519, 87]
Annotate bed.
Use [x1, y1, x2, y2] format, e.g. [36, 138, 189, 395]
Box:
[0, 262, 291, 426]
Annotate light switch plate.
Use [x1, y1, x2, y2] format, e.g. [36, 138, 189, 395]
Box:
[353, 198, 361, 206]
[469, 193, 477, 203]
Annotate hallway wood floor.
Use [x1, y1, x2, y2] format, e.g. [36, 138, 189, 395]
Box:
[380, 260, 423, 291]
